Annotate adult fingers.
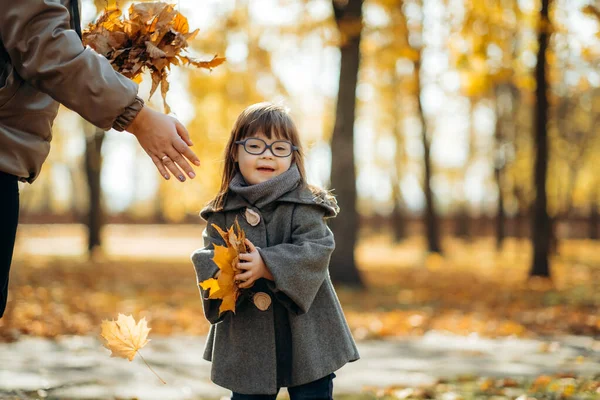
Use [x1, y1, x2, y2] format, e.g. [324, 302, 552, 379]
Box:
[160, 153, 186, 182]
[150, 154, 171, 180]
[173, 136, 201, 167]
[167, 145, 196, 180]
[175, 119, 194, 147]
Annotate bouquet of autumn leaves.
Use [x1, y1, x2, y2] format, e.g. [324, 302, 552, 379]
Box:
[82, 2, 225, 113]
[199, 220, 249, 316]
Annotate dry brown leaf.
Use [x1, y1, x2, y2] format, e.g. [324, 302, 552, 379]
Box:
[149, 70, 161, 100]
[160, 73, 170, 114]
[180, 54, 226, 71]
[199, 220, 247, 316]
[145, 41, 167, 58]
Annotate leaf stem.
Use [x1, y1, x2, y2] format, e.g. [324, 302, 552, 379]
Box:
[138, 351, 166, 384]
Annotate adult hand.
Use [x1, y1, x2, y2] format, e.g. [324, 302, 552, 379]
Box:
[126, 105, 200, 182]
[235, 239, 274, 288]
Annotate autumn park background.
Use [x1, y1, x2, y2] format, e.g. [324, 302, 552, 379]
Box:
[1, 0, 600, 399]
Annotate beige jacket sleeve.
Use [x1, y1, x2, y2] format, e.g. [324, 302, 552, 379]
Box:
[0, 0, 141, 131]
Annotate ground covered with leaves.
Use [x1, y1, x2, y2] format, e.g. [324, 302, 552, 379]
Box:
[1, 232, 600, 399]
[354, 374, 600, 399]
[1, 236, 599, 342]
[2, 374, 599, 399]
[349, 374, 600, 399]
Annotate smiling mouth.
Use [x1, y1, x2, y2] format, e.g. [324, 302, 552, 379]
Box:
[257, 167, 275, 172]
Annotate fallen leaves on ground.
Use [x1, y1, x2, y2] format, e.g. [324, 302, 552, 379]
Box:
[1, 236, 599, 342]
[82, 2, 225, 113]
[3, 374, 598, 400]
[357, 373, 600, 400]
[199, 220, 247, 316]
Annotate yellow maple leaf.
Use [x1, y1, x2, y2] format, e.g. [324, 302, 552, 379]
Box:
[199, 219, 247, 316]
[100, 313, 150, 361]
[100, 314, 165, 384]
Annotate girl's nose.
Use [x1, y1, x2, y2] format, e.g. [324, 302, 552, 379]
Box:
[261, 148, 275, 158]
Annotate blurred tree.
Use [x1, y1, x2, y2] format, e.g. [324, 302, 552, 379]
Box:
[328, 0, 365, 286]
[454, 100, 477, 240]
[530, 0, 552, 278]
[84, 125, 105, 254]
[493, 83, 521, 249]
[449, 0, 525, 249]
[590, 191, 599, 240]
[390, 69, 408, 242]
[384, 0, 442, 253]
[361, 0, 413, 242]
[83, 0, 114, 256]
[412, 0, 442, 254]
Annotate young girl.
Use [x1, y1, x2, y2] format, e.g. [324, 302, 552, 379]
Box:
[191, 102, 360, 399]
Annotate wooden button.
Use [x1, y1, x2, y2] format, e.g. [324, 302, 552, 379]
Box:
[245, 208, 261, 226]
[253, 292, 271, 311]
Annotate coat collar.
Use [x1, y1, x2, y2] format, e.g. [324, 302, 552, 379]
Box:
[228, 163, 302, 209]
[201, 170, 339, 220]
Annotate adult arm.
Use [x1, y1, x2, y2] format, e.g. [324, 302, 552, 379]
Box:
[0, 0, 200, 180]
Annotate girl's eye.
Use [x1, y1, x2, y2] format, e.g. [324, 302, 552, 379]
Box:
[249, 144, 260, 149]
[275, 146, 286, 151]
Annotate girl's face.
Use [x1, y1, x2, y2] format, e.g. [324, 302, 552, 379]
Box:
[235, 131, 293, 185]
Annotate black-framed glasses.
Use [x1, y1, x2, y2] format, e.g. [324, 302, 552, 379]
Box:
[235, 138, 298, 158]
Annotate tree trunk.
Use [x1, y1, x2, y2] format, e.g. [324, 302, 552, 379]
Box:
[530, 0, 552, 278]
[391, 71, 406, 242]
[85, 127, 105, 256]
[590, 189, 599, 240]
[415, 59, 442, 253]
[391, 191, 406, 242]
[328, 0, 364, 286]
[494, 167, 505, 250]
[493, 88, 505, 251]
[455, 205, 470, 240]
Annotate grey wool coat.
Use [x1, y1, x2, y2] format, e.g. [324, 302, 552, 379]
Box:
[191, 165, 360, 395]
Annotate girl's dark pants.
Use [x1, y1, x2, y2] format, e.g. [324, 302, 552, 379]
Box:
[231, 373, 336, 400]
[0, 172, 19, 318]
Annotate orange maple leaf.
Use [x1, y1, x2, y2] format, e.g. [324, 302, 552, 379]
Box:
[199, 219, 247, 316]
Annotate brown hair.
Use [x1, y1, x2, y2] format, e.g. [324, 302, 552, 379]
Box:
[210, 102, 310, 210]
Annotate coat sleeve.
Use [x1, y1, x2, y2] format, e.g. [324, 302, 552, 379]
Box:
[190, 213, 227, 325]
[0, 0, 139, 130]
[258, 204, 335, 315]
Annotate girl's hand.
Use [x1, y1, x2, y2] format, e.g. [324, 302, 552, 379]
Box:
[235, 239, 274, 289]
